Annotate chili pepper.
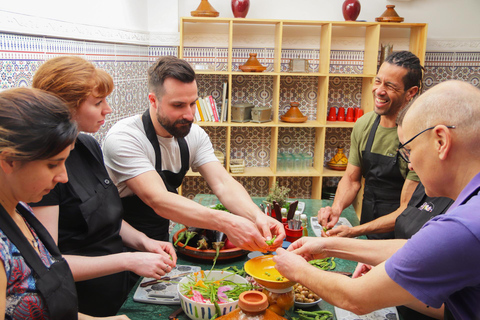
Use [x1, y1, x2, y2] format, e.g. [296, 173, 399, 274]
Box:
[174, 231, 185, 246]
[265, 235, 277, 246]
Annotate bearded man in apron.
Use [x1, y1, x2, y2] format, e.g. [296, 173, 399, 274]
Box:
[319, 51, 424, 239]
[103, 56, 285, 256]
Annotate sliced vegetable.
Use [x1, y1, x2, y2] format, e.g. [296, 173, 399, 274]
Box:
[180, 272, 254, 305]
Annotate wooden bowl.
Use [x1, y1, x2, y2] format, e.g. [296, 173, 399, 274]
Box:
[172, 228, 248, 261]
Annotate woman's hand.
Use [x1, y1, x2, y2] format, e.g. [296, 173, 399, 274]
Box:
[272, 248, 311, 283]
[142, 239, 177, 265]
[125, 251, 175, 278]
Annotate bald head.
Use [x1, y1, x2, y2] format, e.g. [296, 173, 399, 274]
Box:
[404, 80, 480, 155]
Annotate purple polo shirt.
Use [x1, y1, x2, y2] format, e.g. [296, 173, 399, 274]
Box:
[385, 171, 480, 320]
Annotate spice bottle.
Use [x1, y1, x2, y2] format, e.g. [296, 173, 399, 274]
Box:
[300, 214, 308, 236]
[216, 291, 287, 319]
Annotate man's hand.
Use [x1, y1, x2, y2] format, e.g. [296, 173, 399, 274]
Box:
[324, 225, 354, 238]
[255, 213, 285, 250]
[286, 236, 328, 261]
[223, 214, 271, 252]
[318, 206, 341, 230]
[352, 262, 373, 278]
[272, 248, 312, 283]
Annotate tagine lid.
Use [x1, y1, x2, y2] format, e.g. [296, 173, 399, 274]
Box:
[280, 102, 308, 123]
[375, 5, 404, 23]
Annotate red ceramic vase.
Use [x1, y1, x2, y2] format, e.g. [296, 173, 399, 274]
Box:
[232, 0, 250, 18]
[342, 0, 361, 21]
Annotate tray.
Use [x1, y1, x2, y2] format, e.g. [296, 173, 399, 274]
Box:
[133, 265, 201, 305]
[172, 228, 249, 261]
[310, 217, 353, 237]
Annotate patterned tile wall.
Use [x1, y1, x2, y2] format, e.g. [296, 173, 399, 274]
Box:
[1, 31, 479, 198]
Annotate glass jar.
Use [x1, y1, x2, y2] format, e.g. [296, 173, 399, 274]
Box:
[262, 286, 294, 319]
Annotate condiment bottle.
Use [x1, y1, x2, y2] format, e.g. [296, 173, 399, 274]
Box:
[301, 214, 309, 236]
[216, 291, 287, 320]
[262, 286, 295, 319]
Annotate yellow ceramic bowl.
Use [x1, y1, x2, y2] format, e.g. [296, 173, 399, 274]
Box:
[244, 255, 296, 289]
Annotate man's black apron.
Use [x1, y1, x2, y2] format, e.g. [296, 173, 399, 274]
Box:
[394, 183, 454, 319]
[361, 115, 404, 239]
[0, 204, 78, 320]
[65, 134, 129, 316]
[394, 182, 453, 240]
[121, 109, 190, 242]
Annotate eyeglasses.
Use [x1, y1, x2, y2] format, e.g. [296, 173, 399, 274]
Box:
[398, 125, 456, 163]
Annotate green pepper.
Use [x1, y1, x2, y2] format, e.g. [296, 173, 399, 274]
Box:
[265, 235, 277, 246]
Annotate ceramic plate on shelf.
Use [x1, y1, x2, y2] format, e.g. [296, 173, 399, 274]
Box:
[310, 217, 352, 237]
[334, 306, 399, 320]
[133, 265, 201, 305]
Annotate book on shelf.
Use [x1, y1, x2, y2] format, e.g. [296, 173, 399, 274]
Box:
[208, 95, 219, 122]
[199, 97, 211, 122]
[220, 82, 227, 123]
[195, 100, 205, 122]
[194, 104, 201, 122]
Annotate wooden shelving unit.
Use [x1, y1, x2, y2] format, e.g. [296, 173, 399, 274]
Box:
[179, 17, 427, 206]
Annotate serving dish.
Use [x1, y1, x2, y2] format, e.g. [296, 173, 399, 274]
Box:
[294, 299, 322, 308]
[244, 255, 295, 289]
[172, 228, 248, 261]
[177, 270, 249, 320]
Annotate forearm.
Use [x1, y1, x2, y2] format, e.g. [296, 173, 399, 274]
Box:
[146, 190, 237, 232]
[331, 173, 362, 216]
[347, 205, 406, 237]
[211, 176, 261, 222]
[323, 237, 406, 266]
[292, 261, 416, 315]
[64, 254, 131, 281]
[119, 220, 150, 251]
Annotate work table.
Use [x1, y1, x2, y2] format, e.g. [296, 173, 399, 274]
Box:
[117, 195, 361, 319]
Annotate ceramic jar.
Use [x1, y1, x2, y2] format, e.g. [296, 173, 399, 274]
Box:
[342, 0, 361, 21]
[232, 0, 250, 18]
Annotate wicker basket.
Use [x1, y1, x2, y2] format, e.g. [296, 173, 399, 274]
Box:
[230, 159, 245, 174]
[214, 150, 225, 167]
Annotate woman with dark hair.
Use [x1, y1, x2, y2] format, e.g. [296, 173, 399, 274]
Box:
[0, 88, 129, 320]
[30, 56, 176, 316]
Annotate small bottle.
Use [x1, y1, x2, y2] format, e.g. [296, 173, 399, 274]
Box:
[216, 291, 287, 319]
[301, 214, 309, 236]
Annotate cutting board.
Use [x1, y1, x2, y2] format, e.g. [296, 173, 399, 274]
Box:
[133, 265, 201, 305]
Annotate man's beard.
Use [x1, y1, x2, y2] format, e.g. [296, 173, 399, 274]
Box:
[156, 113, 192, 138]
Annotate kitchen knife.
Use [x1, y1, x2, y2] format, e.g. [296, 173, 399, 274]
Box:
[286, 200, 298, 221]
[272, 201, 282, 222]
